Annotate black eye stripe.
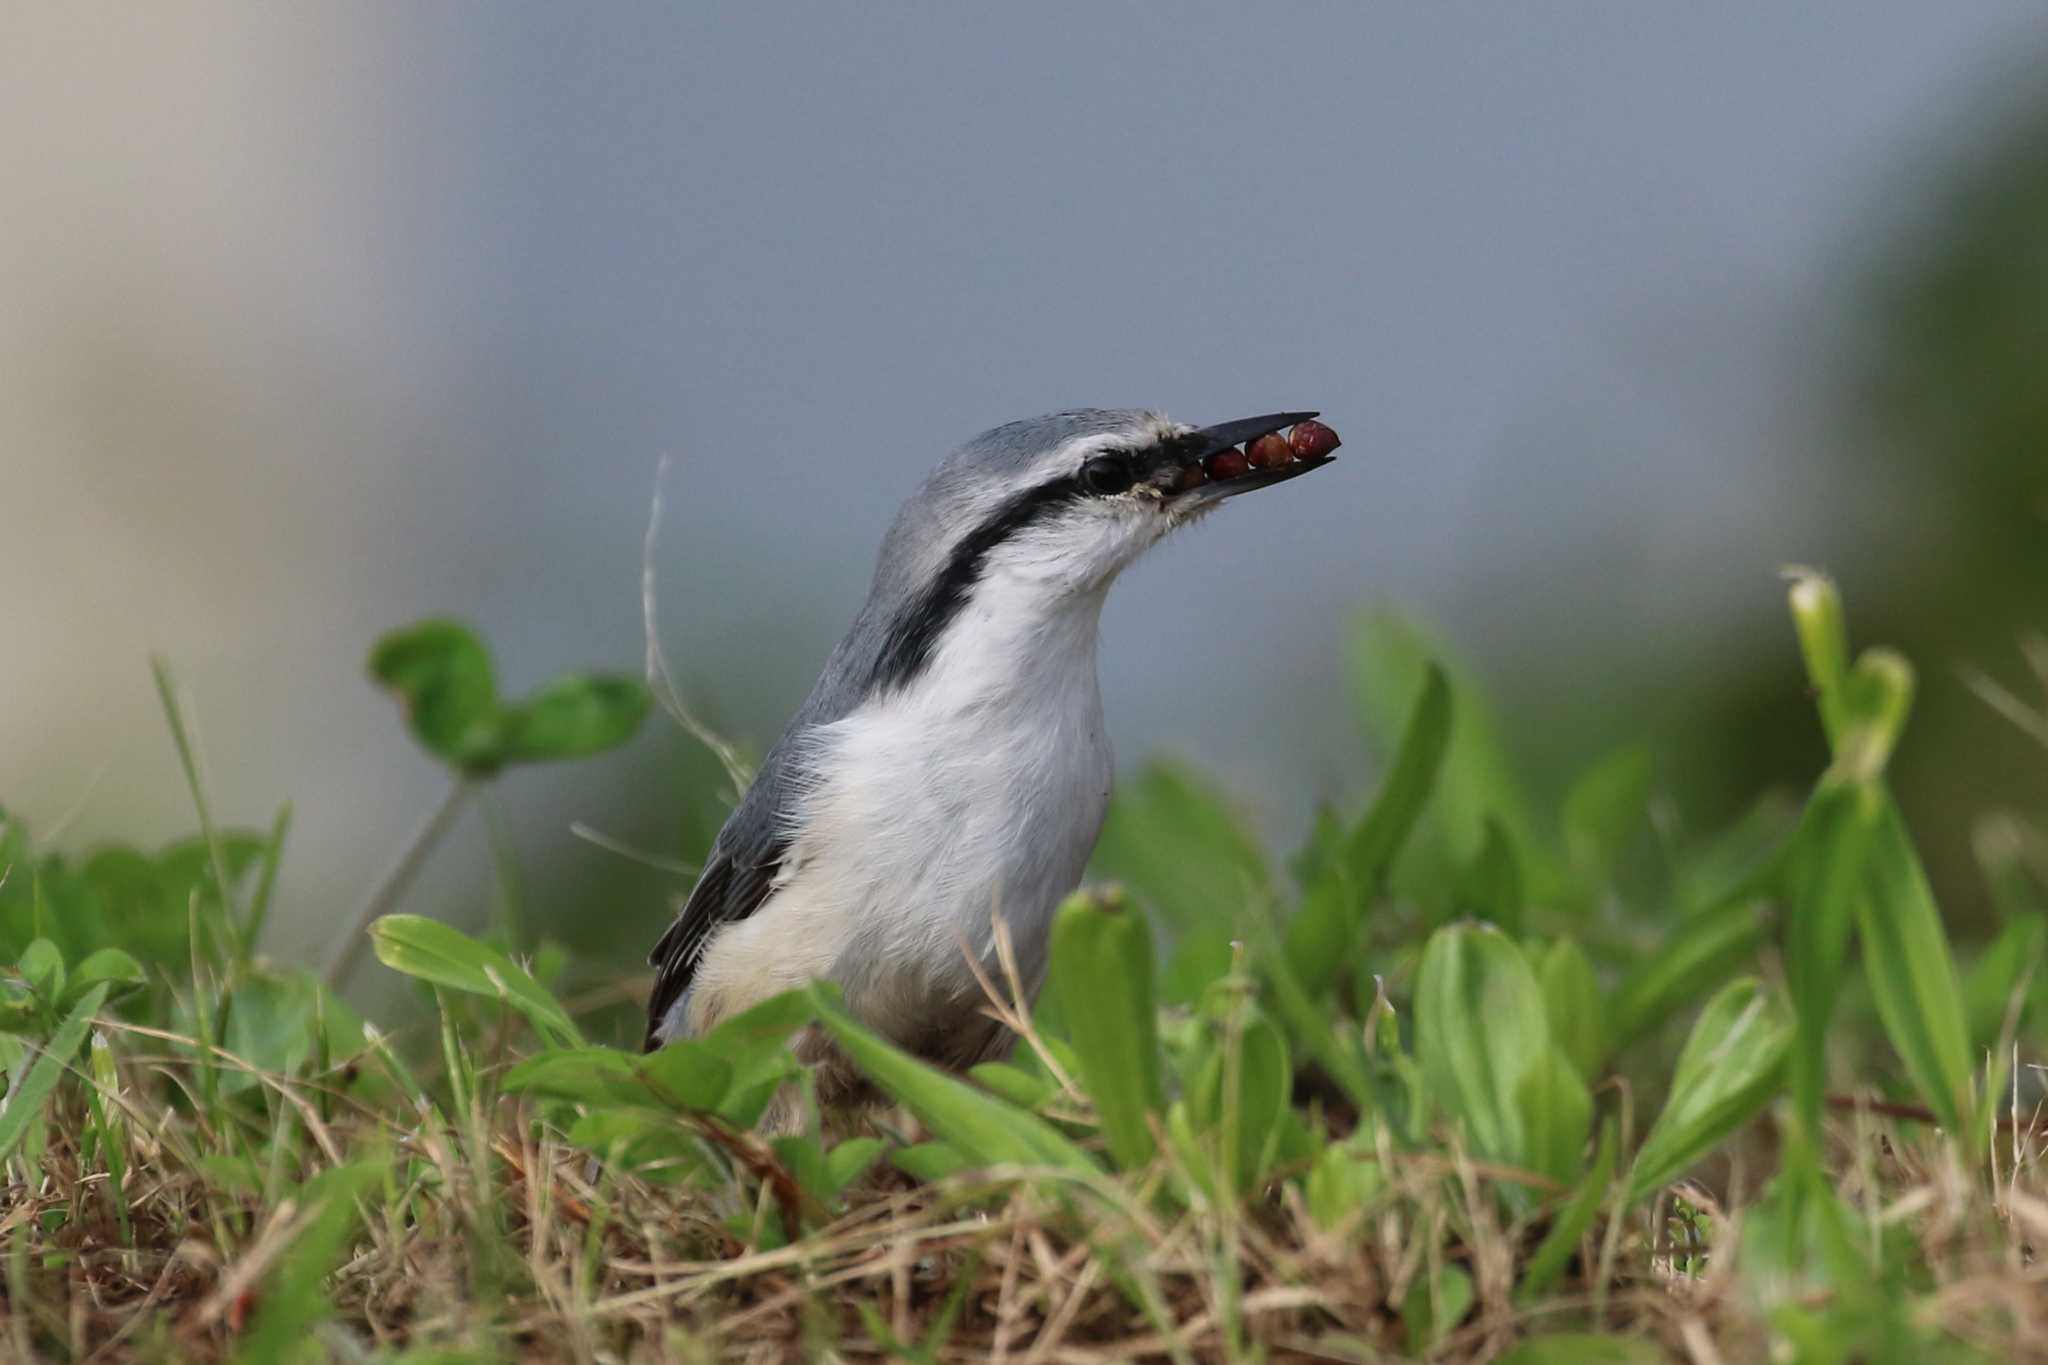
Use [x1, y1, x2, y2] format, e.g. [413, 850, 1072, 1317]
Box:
[868, 473, 1083, 691]
[868, 440, 1163, 691]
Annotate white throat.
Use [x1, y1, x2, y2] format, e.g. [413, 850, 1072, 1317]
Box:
[715, 560, 1117, 1047]
[919, 560, 1109, 715]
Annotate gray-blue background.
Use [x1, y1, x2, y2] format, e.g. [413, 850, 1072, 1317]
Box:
[7, 6, 2043, 974]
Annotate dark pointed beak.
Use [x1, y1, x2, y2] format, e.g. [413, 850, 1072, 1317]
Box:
[1166, 410, 1338, 504]
[1191, 411, 1319, 455]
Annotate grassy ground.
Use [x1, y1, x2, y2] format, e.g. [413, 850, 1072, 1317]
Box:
[3, 574, 2047, 1363]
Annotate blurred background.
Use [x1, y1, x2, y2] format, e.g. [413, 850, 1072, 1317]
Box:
[5, 6, 2044, 1017]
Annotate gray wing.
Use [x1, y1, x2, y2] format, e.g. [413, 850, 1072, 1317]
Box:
[642, 493, 940, 1049]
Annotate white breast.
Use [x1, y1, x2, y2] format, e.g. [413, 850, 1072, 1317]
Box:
[683, 572, 1114, 1051]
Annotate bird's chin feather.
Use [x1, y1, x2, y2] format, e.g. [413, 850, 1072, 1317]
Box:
[1163, 495, 1224, 531]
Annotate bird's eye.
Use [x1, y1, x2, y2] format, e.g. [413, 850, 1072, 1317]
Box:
[1080, 454, 1135, 496]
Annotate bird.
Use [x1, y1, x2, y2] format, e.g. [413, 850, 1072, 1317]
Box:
[644, 408, 1336, 1110]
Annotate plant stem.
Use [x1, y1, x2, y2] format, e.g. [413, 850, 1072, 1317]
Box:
[322, 779, 473, 987]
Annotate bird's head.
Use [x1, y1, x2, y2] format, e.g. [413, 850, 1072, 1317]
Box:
[855, 408, 1336, 689]
[880, 407, 1334, 592]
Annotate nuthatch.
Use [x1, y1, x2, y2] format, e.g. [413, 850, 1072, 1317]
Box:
[646, 409, 1335, 1101]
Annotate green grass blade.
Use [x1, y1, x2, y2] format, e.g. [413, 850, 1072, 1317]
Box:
[1612, 895, 1771, 1040]
[231, 1160, 383, 1364]
[0, 984, 108, 1164]
[1516, 1119, 1617, 1304]
[1348, 661, 1451, 892]
[151, 657, 248, 962]
[243, 801, 293, 958]
[1965, 911, 2045, 1048]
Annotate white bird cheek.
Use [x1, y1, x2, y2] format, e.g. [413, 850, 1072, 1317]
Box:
[1009, 502, 1164, 596]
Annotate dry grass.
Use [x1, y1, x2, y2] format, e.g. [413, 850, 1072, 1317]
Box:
[8, 1021, 2048, 1363]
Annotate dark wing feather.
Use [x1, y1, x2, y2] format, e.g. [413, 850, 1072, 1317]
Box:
[642, 744, 803, 1051]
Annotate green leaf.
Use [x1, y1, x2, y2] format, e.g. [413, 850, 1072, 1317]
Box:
[1675, 792, 1799, 915]
[1785, 568, 1851, 746]
[1161, 927, 1235, 1007]
[1629, 977, 1791, 1202]
[696, 988, 812, 1125]
[369, 914, 580, 1047]
[1251, 906, 1378, 1115]
[1402, 1262, 1473, 1355]
[368, 619, 502, 770]
[1782, 593, 1974, 1140]
[1352, 615, 1552, 900]
[1188, 1013, 1290, 1195]
[564, 1111, 705, 1179]
[1613, 895, 1771, 1040]
[1517, 1119, 1618, 1303]
[1830, 649, 1914, 784]
[1456, 816, 1525, 932]
[825, 1136, 884, 1194]
[18, 938, 63, 1004]
[1740, 1162, 1871, 1308]
[497, 674, 650, 763]
[1974, 812, 2048, 923]
[638, 1040, 735, 1113]
[1515, 1044, 1592, 1186]
[1496, 1334, 1664, 1365]
[1537, 938, 1607, 1080]
[65, 947, 145, 1007]
[1090, 763, 1268, 936]
[215, 970, 366, 1084]
[1966, 911, 2045, 1048]
[809, 985, 1098, 1175]
[1349, 660, 1451, 891]
[1781, 779, 1884, 1151]
[892, 1142, 970, 1183]
[1282, 869, 1359, 995]
[1289, 803, 1349, 891]
[1415, 923, 1549, 1174]
[1857, 802, 1975, 1134]
[1562, 742, 1653, 881]
[1305, 1136, 1387, 1230]
[503, 1048, 645, 1107]
[1051, 889, 1163, 1170]
[969, 1061, 1056, 1111]
[770, 1135, 832, 1205]
[0, 984, 108, 1164]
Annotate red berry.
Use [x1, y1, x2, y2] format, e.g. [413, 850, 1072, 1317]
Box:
[1288, 419, 1341, 460]
[1205, 448, 1251, 480]
[1175, 461, 1208, 492]
[1246, 433, 1294, 469]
